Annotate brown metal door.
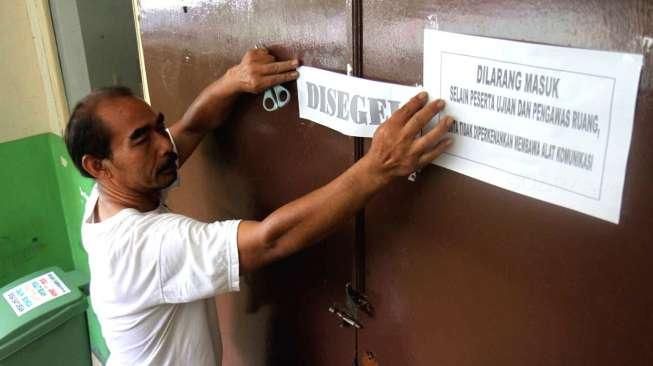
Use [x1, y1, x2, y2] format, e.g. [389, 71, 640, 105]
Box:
[139, 2, 356, 365]
[359, 1, 653, 365]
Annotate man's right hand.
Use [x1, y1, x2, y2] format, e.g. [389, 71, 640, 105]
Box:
[237, 91, 453, 273]
[360, 91, 454, 187]
[171, 48, 299, 166]
[226, 47, 300, 95]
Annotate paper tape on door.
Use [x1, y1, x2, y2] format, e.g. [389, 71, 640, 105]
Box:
[296, 66, 422, 138]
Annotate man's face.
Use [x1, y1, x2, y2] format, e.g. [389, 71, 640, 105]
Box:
[96, 96, 178, 193]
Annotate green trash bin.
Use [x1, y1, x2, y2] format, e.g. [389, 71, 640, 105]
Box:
[0, 267, 92, 366]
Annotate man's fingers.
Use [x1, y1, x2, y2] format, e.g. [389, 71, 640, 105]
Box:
[403, 99, 446, 137]
[246, 47, 274, 62]
[253, 46, 269, 55]
[410, 116, 454, 154]
[259, 59, 300, 75]
[254, 53, 275, 63]
[246, 47, 268, 58]
[389, 92, 429, 127]
[416, 138, 453, 167]
[260, 71, 300, 88]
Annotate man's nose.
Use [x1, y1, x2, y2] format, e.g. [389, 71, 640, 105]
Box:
[155, 129, 175, 157]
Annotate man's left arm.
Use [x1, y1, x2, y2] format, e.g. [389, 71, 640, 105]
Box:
[169, 47, 299, 165]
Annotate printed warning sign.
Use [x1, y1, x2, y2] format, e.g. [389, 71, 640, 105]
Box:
[424, 30, 642, 223]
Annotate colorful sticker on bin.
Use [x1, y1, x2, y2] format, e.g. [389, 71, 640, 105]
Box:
[2, 272, 71, 317]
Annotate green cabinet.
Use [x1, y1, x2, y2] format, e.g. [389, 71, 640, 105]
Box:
[0, 267, 91, 366]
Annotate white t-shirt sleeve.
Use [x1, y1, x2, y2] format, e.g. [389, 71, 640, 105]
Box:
[142, 213, 241, 303]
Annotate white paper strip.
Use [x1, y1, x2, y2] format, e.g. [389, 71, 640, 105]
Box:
[296, 66, 421, 138]
[424, 30, 643, 223]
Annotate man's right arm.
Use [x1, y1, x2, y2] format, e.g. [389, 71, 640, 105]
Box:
[236, 91, 454, 273]
[169, 48, 299, 166]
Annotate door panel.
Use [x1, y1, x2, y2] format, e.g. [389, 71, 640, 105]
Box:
[139, 2, 356, 365]
[138, 1, 653, 364]
[361, 1, 653, 365]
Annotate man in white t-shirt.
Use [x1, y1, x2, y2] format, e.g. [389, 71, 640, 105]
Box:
[64, 47, 454, 365]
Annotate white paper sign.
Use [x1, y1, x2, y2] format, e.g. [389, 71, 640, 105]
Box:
[424, 30, 643, 223]
[3, 271, 71, 316]
[297, 66, 421, 137]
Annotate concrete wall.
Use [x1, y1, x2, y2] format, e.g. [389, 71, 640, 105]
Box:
[0, 1, 67, 143]
[49, 0, 143, 110]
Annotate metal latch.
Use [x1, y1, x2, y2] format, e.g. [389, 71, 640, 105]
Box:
[346, 283, 374, 316]
[328, 283, 374, 328]
[329, 304, 363, 329]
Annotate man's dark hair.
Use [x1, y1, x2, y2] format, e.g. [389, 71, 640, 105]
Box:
[65, 86, 134, 178]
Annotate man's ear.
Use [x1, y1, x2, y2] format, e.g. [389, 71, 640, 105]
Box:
[81, 155, 110, 179]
